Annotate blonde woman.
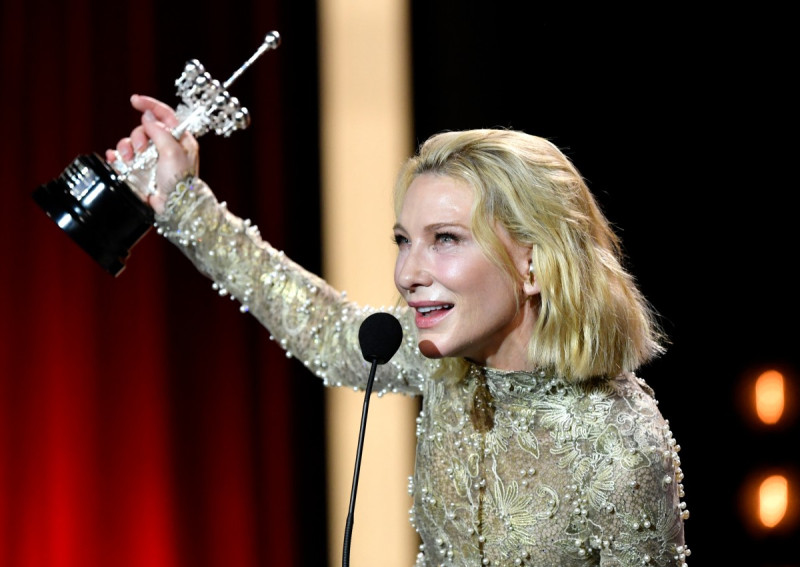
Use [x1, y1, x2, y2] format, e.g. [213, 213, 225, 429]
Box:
[110, 94, 690, 566]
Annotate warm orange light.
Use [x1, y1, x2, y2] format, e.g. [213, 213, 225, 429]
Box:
[755, 370, 785, 424]
[759, 474, 788, 528]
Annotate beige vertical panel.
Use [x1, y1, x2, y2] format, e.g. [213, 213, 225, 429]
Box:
[317, 1, 417, 566]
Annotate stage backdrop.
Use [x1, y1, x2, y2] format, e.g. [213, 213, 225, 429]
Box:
[1, 1, 328, 566]
[4, 2, 800, 566]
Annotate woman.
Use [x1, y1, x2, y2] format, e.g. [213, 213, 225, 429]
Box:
[109, 95, 690, 566]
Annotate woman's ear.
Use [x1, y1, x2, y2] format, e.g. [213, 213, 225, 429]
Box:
[523, 261, 541, 297]
[512, 244, 540, 297]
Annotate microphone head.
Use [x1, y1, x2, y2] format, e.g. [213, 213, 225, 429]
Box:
[358, 312, 403, 364]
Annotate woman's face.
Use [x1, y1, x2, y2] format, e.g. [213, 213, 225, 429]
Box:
[393, 173, 537, 370]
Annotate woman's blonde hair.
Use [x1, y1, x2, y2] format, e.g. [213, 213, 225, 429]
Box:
[394, 129, 665, 382]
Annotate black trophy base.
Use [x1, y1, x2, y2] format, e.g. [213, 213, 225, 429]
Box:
[32, 153, 155, 277]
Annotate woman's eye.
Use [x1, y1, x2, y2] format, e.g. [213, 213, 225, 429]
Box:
[393, 234, 409, 246]
[435, 232, 458, 244]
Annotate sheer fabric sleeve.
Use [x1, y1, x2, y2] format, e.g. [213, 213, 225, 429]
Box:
[154, 177, 432, 396]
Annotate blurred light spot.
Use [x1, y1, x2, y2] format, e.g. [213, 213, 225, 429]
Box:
[759, 474, 788, 528]
[755, 370, 785, 425]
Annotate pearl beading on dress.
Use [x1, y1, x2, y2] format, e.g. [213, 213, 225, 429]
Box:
[155, 176, 691, 566]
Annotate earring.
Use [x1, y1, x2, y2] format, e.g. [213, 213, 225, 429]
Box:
[528, 262, 535, 284]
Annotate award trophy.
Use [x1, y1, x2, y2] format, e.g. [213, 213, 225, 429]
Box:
[33, 31, 281, 277]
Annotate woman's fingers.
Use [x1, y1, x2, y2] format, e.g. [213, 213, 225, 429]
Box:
[130, 125, 149, 154]
[103, 95, 199, 215]
[140, 110, 198, 194]
[107, 95, 179, 164]
[105, 122, 149, 165]
[130, 94, 179, 129]
[106, 137, 133, 163]
[141, 110, 179, 150]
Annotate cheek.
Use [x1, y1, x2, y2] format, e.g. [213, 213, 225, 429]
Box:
[470, 263, 517, 308]
[438, 255, 485, 288]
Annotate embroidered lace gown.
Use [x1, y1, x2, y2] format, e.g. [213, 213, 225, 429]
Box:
[154, 179, 690, 566]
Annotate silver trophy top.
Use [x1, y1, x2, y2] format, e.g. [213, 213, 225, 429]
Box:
[114, 31, 281, 180]
[173, 31, 281, 138]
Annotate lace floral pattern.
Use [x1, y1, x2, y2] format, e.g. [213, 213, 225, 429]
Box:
[156, 179, 690, 566]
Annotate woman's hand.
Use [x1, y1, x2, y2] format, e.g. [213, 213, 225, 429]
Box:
[106, 94, 199, 215]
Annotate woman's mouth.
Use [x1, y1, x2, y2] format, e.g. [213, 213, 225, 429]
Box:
[414, 304, 453, 328]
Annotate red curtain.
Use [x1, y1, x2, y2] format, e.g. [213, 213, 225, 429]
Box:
[1, 1, 320, 565]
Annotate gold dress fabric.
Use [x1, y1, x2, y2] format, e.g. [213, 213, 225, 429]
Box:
[155, 179, 690, 566]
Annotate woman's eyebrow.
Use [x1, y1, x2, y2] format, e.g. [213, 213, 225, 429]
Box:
[393, 220, 466, 231]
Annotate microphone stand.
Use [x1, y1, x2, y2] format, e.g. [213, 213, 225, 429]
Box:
[342, 357, 379, 567]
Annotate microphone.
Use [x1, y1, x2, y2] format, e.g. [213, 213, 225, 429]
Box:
[342, 312, 403, 567]
[358, 311, 403, 364]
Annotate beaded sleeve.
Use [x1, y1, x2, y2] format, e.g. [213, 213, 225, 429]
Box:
[153, 177, 432, 396]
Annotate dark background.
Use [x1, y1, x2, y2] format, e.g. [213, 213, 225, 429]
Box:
[412, 6, 798, 565]
[1, 1, 796, 565]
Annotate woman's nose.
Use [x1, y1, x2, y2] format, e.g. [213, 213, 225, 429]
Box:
[395, 248, 433, 292]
